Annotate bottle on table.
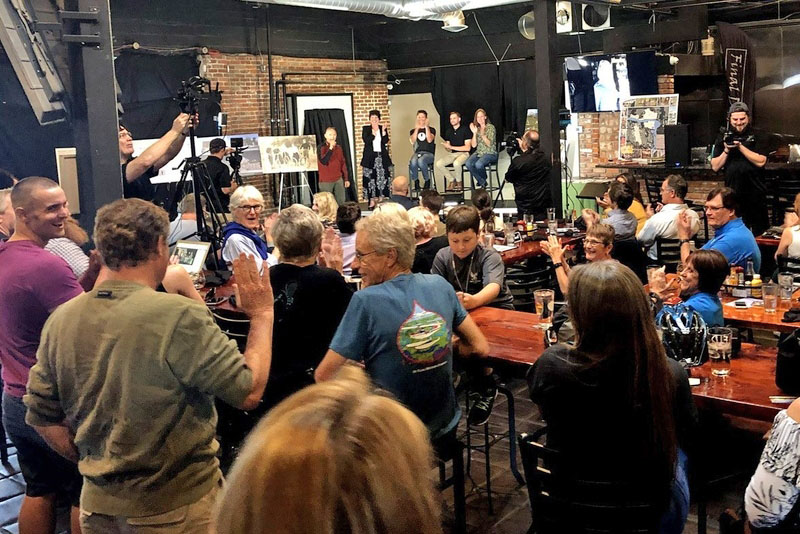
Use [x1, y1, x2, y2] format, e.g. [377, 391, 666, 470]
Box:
[745, 259, 755, 283]
[751, 274, 763, 299]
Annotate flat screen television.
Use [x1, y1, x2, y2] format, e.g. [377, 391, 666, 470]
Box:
[564, 51, 658, 113]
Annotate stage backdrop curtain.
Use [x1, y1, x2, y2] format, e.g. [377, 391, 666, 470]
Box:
[303, 108, 356, 201]
[115, 52, 220, 138]
[500, 60, 537, 136]
[432, 64, 503, 146]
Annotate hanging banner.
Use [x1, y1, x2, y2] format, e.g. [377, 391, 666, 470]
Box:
[717, 22, 757, 111]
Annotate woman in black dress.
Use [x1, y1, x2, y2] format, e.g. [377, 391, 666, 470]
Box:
[361, 109, 392, 208]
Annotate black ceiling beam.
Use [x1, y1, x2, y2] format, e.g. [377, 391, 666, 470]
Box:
[602, 5, 708, 51]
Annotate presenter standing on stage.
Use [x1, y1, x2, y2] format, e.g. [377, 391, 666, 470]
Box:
[465, 109, 497, 189]
[361, 109, 392, 209]
[711, 102, 769, 236]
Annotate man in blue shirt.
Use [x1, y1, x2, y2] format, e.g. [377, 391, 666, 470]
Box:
[315, 209, 488, 442]
[678, 186, 760, 271]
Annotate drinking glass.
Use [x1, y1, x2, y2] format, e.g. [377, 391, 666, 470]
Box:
[707, 326, 733, 377]
[647, 265, 666, 294]
[763, 283, 779, 314]
[481, 232, 494, 248]
[524, 214, 535, 236]
[778, 272, 794, 303]
[534, 289, 555, 328]
[190, 270, 206, 290]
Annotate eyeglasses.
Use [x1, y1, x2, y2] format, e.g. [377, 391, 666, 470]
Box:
[237, 205, 263, 213]
[355, 250, 379, 261]
[704, 204, 726, 212]
[584, 238, 608, 246]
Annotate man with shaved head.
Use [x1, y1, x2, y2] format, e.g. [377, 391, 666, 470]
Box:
[388, 175, 416, 210]
[0, 177, 99, 533]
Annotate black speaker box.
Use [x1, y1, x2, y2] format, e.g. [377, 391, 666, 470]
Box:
[665, 124, 690, 168]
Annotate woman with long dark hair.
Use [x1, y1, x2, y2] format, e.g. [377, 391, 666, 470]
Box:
[471, 188, 502, 235]
[527, 261, 697, 533]
[360, 109, 392, 209]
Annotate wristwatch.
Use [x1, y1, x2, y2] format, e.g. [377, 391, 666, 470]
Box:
[552, 262, 563, 270]
[678, 239, 690, 245]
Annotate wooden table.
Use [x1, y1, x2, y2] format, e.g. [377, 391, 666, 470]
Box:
[756, 235, 780, 248]
[721, 296, 800, 333]
[469, 307, 787, 423]
[499, 234, 583, 266]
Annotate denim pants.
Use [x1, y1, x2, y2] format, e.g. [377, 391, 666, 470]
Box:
[464, 152, 498, 187]
[659, 448, 690, 534]
[409, 152, 435, 187]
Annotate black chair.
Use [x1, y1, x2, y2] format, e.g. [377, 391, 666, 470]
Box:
[688, 203, 711, 246]
[434, 434, 467, 534]
[643, 174, 663, 205]
[505, 266, 554, 313]
[773, 176, 800, 226]
[654, 238, 683, 273]
[611, 238, 648, 284]
[777, 255, 800, 276]
[519, 428, 661, 534]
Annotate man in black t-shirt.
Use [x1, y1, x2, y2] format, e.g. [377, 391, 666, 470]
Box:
[204, 138, 236, 212]
[119, 113, 191, 202]
[435, 111, 472, 192]
[711, 102, 769, 236]
[505, 130, 553, 219]
[408, 110, 436, 190]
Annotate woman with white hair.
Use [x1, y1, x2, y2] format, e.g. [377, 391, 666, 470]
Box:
[409, 207, 447, 274]
[222, 185, 277, 273]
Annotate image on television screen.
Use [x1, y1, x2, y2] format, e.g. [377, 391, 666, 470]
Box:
[564, 51, 657, 113]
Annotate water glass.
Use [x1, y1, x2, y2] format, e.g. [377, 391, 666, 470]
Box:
[778, 272, 794, 302]
[707, 326, 733, 376]
[481, 232, 494, 248]
[534, 289, 555, 328]
[189, 270, 206, 290]
[763, 283, 779, 314]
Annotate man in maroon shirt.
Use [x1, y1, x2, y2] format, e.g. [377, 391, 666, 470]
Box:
[317, 127, 350, 205]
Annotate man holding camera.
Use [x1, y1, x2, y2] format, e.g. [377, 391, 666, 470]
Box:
[711, 102, 769, 236]
[205, 138, 237, 213]
[504, 130, 552, 220]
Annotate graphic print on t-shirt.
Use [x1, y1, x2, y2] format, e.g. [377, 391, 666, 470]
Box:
[396, 301, 449, 369]
[417, 131, 427, 142]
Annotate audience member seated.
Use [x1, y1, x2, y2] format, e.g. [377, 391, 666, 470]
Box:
[775, 192, 800, 261]
[465, 108, 497, 189]
[264, 204, 352, 411]
[472, 188, 503, 234]
[432, 205, 512, 425]
[312, 191, 338, 227]
[389, 175, 418, 210]
[678, 249, 728, 327]
[598, 173, 647, 233]
[0, 188, 14, 241]
[584, 182, 637, 240]
[0, 177, 99, 534]
[315, 208, 489, 443]
[420, 189, 446, 236]
[638, 175, 700, 260]
[744, 397, 800, 531]
[527, 261, 698, 534]
[45, 216, 90, 279]
[168, 193, 202, 244]
[336, 201, 361, 275]
[215, 366, 443, 534]
[542, 222, 615, 296]
[25, 198, 274, 533]
[409, 207, 448, 274]
[222, 185, 277, 273]
[678, 186, 761, 270]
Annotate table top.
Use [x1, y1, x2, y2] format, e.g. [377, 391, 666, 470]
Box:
[721, 296, 800, 333]
[499, 234, 583, 266]
[756, 235, 781, 247]
[469, 307, 787, 422]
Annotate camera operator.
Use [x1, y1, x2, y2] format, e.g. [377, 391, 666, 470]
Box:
[119, 113, 192, 202]
[205, 138, 237, 212]
[504, 130, 552, 220]
[711, 102, 769, 236]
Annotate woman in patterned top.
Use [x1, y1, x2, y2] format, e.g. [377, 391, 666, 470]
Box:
[465, 108, 497, 188]
[744, 397, 800, 531]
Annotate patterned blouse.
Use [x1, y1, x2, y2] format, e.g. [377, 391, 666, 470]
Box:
[745, 409, 800, 529]
[475, 123, 497, 157]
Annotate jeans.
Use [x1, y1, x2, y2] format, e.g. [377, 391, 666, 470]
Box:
[465, 152, 498, 188]
[659, 448, 690, 534]
[408, 152, 435, 188]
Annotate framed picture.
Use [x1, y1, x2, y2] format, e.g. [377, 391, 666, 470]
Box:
[173, 241, 211, 274]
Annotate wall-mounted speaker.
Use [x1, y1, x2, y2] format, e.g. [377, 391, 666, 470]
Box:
[555, 2, 574, 34]
[582, 4, 611, 31]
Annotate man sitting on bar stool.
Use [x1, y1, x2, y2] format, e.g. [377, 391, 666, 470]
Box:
[315, 208, 489, 446]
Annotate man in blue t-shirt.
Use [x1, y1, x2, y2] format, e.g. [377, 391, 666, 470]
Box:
[678, 186, 760, 271]
[315, 210, 488, 441]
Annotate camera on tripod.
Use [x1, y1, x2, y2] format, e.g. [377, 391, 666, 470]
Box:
[176, 76, 212, 114]
[502, 131, 521, 156]
[226, 137, 245, 170]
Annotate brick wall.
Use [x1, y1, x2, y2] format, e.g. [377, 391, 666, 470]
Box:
[201, 52, 390, 203]
[577, 74, 677, 180]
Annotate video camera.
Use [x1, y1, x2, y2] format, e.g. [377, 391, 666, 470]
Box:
[722, 127, 755, 147]
[176, 76, 213, 115]
[226, 137, 245, 170]
[502, 131, 521, 156]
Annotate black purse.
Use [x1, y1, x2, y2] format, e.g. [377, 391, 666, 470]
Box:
[776, 329, 800, 395]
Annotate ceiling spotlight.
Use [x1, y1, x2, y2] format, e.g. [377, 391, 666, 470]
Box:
[518, 10, 535, 40]
[441, 11, 468, 33]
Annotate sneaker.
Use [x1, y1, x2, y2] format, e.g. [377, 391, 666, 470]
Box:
[467, 386, 497, 426]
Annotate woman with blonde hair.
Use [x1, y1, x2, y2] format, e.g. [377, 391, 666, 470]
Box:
[464, 108, 497, 188]
[409, 206, 447, 274]
[215, 365, 442, 534]
[312, 191, 338, 226]
[775, 192, 800, 260]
